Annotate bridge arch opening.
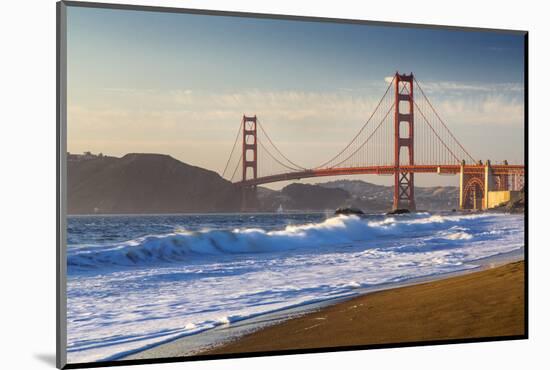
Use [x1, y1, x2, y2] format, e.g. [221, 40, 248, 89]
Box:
[463, 177, 484, 210]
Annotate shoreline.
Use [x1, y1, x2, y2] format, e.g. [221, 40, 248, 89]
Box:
[203, 259, 525, 355]
[123, 248, 524, 361]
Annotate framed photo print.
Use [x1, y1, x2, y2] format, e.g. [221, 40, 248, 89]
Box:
[57, 1, 527, 368]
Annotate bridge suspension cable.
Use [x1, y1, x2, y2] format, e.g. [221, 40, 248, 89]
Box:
[413, 77, 476, 164]
[414, 98, 461, 163]
[257, 119, 306, 171]
[221, 119, 243, 178]
[258, 140, 303, 172]
[314, 75, 396, 169]
[328, 101, 396, 169]
[229, 153, 243, 182]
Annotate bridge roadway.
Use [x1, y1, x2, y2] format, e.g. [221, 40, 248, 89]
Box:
[233, 164, 525, 187]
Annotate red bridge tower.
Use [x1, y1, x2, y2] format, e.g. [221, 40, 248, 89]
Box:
[393, 72, 416, 211]
[241, 115, 258, 210]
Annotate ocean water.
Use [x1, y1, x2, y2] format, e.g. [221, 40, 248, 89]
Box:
[66, 212, 524, 363]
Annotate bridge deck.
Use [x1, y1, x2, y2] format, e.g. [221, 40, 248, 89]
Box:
[233, 164, 525, 187]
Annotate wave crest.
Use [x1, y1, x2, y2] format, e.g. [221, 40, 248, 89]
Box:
[68, 213, 493, 272]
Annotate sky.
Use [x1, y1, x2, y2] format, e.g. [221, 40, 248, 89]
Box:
[66, 6, 525, 188]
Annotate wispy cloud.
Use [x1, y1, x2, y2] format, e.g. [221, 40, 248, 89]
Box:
[68, 85, 524, 170]
[417, 81, 523, 94]
[94, 85, 523, 127]
[433, 94, 523, 126]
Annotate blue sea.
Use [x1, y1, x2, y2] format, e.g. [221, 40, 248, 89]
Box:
[66, 211, 524, 363]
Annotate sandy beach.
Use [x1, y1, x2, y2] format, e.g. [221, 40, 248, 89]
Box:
[202, 260, 525, 355]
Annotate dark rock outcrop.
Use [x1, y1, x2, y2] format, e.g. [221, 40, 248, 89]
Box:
[501, 191, 525, 214]
[335, 207, 365, 215]
[387, 208, 411, 215]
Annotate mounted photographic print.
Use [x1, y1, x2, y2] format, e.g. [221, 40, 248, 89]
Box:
[57, 1, 527, 368]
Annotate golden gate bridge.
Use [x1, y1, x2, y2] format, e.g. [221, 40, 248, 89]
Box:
[221, 72, 525, 211]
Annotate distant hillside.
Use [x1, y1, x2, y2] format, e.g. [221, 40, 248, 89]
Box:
[256, 184, 351, 211]
[320, 179, 458, 211]
[282, 183, 350, 210]
[256, 179, 458, 212]
[67, 153, 241, 214]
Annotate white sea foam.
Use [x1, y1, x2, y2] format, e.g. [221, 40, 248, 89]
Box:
[66, 212, 524, 363]
[444, 231, 473, 240]
[68, 213, 499, 272]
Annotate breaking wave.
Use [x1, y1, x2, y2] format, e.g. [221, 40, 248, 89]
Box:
[67, 213, 498, 272]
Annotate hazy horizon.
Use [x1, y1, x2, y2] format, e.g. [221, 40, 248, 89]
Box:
[67, 7, 525, 189]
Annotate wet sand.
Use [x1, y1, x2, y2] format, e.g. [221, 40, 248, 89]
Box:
[203, 261, 525, 355]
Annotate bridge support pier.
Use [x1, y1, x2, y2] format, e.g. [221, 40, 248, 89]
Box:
[394, 171, 415, 211]
[459, 160, 523, 210]
[459, 160, 489, 210]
